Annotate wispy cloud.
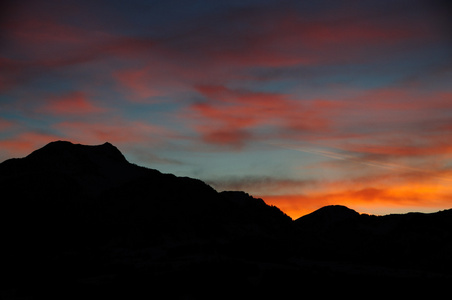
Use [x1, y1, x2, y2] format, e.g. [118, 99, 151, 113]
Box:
[39, 91, 105, 115]
[186, 85, 334, 148]
[206, 175, 315, 195]
[272, 143, 452, 182]
[54, 119, 173, 145]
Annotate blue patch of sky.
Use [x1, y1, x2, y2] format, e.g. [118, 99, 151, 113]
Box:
[162, 143, 304, 181]
[86, 0, 275, 38]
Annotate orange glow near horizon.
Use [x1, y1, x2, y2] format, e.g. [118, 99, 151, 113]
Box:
[261, 180, 452, 219]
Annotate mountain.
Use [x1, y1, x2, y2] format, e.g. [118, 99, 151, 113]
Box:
[295, 205, 452, 274]
[0, 141, 295, 298]
[294, 205, 360, 231]
[0, 141, 147, 198]
[1, 141, 451, 298]
[0, 141, 293, 247]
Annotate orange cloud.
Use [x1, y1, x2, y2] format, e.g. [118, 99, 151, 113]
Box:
[247, 143, 452, 219]
[262, 185, 452, 220]
[260, 172, 452, 220]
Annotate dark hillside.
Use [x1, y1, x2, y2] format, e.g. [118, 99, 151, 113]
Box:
[295, 206, 452, 273]
[0, 141, 294, 298]
[1, 141, 451, 298]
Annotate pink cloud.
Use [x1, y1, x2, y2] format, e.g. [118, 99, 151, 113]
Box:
[1, 0, 443, 100]
[39, 91, 105, 115]
[113, 67, 163, 101]
[0, 131, 62, 161]
[187, 85, 337, 147]
[349, 88, 452, 112]
[197, 127, 252, 148]
[320, 87, 452, 158]
[0, 11, 157, 92]
[0, 119, 14, 132]
[345, 140, 452, 158]
[5, 18, 95, 46]
[1, 2, 440, 102]
[171, 7, 437, 71]
[55, 120, 173, 146]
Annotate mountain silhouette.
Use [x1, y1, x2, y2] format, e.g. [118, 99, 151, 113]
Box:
[294, 205, 360, 230]
[1, 141, 292, 248]
[1, 141, 451, 298]
[295, 205, 452, 275]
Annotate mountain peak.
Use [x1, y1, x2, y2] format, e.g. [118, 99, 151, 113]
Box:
[295, 205, 359, 227]
[313, 205, 359, 216]
[26, 140, 128, 164]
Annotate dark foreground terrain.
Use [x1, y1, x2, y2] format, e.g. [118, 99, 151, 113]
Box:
[1, 141, 451, 298]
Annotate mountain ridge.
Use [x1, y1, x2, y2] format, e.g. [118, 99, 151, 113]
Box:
[1, 140, 446, 219]
[27, 140, 128, 165]
[1, 141, 452, 298]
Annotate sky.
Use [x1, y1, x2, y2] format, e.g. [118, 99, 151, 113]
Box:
[1, 0, 452, 219]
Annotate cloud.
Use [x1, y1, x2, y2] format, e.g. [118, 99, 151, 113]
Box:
[274, 142, 452, 177]
[262, 182, 452, 219]
[155, 1, 440, 72]
[0, 118, 14, 131]
[349, 88, 452, 112]
[205, 175, 315, 195]
[197, 128, 252, 148]
[195, 85, 452, 150]
[258, 149, 452, 219]
[0, 131, 62, 161]
[113, 67, 163, 101]
[2, 0, 446, 101]
[255, 139, 452, 219]
[54, 119, 173, 146]
[344, 141, 452, 158]
[39, 91, 105, 115]
[0, 11, 157, 93]
[1, 0, 451, 220]
[187, 85, 334, 147]
[267, 86, 452, 160]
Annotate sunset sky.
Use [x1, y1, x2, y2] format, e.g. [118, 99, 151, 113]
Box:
[1, 0, 452, 218]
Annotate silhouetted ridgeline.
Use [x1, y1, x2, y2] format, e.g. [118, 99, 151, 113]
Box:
[1, 141, 451, 298]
